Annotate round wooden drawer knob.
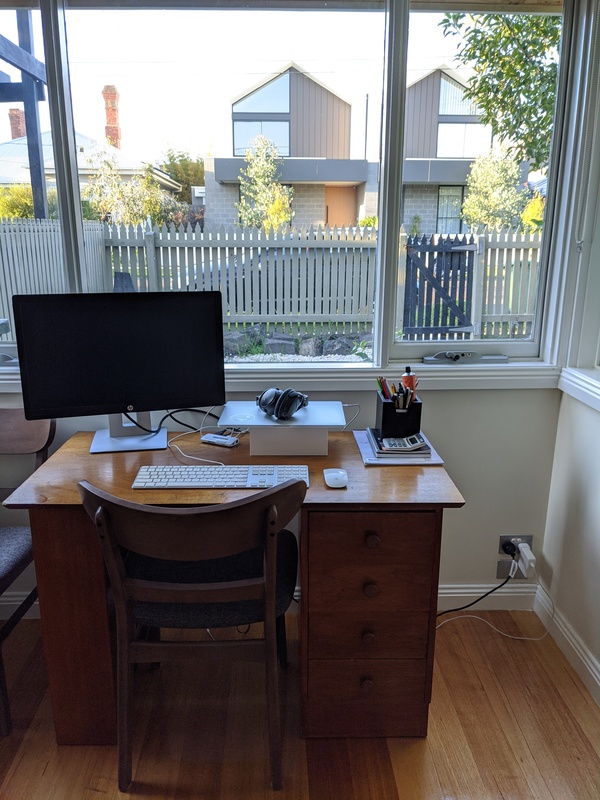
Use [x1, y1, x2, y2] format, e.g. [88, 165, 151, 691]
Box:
[362, 630, 376, 646]
[364, 532, 381, 548]
[360, 677, 374, 692]
[363, 582, 379, 597]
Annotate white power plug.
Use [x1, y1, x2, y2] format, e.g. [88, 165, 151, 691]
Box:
[516, 542, 536, 578]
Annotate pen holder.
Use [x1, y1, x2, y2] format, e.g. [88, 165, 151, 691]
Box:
[375, 392, 422, 438]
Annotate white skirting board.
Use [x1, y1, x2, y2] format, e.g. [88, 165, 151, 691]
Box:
[2, 584, 598, 705]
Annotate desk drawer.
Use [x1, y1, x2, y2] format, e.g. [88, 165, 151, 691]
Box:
[308, 610, 429, 659]
[305, 659, 428, 737]
[307, 511, 437, 613]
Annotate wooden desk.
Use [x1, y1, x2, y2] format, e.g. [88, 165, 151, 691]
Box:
[5, 431, 463, 744]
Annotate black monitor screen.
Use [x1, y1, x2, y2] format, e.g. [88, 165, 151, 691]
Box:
[13, 291, 226, 421]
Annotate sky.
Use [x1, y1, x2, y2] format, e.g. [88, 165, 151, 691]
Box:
[0, 9, 463, 165]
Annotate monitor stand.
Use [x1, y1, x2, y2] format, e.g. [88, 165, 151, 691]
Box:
[90, 412, 168, 453]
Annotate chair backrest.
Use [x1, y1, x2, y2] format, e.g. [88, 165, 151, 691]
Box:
[77, 478, 306, 611]
[0, 409, 55, 502]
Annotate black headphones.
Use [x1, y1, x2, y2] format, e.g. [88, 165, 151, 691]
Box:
[256, 387, 309, 420]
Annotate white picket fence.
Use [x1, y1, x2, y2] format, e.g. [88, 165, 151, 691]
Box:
[0, 219, 541, 342]
[0, 219, 106, 336]
[104, 223, 378, 334]
[478, 229, 542, 338]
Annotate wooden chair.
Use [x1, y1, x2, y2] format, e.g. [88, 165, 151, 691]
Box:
[77, 477, 306, 793]
[0, 408, 55, 735]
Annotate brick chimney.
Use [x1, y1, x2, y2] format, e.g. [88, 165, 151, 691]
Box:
[9, 108, 26, 139]
[102, 85, 121, 149]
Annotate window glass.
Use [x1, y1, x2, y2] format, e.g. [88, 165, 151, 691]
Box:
[437, 187, 464, 233]
[439, 75, 479, 116]
[437, 122, 492, 158]
[396, 9, 563, 357]
[234, 120, 289, 156]
[233, 73, 290, 114]
[0, 9, 73, 361]
[233, 121, 262, 155]
[0, 4, 570, 368]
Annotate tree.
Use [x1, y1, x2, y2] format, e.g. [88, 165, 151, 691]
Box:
[521, 192, 545, 232]
[158, 148, 204, 204]
[0, 185, 61, 218]
[81, 153, 187, 226]
[441, 13, 562, 170]
[461, 150, 528, 231]
[235, 135, 293, 231]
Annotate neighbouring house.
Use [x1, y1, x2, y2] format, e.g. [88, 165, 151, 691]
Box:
[402, 66, 489, 235]
[0, 107, 181, 199]
[0, 129, 181, 194]
[204, 63, 518, 233]
[401, 66, 527, 235]
[204, 62, 379, 229]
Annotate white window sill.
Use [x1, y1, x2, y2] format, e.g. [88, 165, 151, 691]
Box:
[223, 360, 562, 393]
[0, 360, 563, 398]
[558, 367, 600, 413]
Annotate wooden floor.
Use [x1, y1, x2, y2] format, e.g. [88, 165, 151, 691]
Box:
[0, 611, 598, 799]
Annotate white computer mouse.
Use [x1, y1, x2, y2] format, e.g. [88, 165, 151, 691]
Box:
[323, 468, 348, 488]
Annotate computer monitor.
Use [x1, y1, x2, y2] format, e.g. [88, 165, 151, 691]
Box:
[12, 291, 226, 453]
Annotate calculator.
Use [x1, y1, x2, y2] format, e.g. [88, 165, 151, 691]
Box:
[382, 433, 427, 450]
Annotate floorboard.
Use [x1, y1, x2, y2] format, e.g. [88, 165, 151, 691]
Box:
[0, 612, 597, 799]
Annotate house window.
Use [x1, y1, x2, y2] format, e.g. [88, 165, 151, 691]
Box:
[437, 122, 492, 159]
[437, 187, 464, 234]
[439, 75, 479, 116]
[233, 73, 290, 114]
[233, 73, 291, 155]
[3, 2, 598, 374]
[233, 120, 290, 156]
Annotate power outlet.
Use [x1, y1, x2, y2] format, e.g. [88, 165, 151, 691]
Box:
[498, 534, 533, 555]
[497, 534, 534, 579]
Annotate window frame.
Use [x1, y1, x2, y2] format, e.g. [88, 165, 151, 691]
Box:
[2, 0, 598, 402]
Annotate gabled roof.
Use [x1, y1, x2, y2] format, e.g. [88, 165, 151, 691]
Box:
[231, 60, 351, 107]
[0, 131, 180, 191]
[406, 64, 472, 91]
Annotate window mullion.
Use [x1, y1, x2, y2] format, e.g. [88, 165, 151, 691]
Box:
[40, 0, 86, 292]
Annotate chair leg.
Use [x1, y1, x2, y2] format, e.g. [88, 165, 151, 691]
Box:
[265, 620, 282, 790]
[276, 615, 288, 670]
[0, 652, 12, 736]
[118, 655, 134, 792]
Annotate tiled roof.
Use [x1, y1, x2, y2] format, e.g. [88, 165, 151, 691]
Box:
[0, 131, 178, 190]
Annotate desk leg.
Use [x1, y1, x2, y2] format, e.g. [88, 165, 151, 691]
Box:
[29, 506, 116, 745]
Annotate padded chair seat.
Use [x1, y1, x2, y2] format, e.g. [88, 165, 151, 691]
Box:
[0, 527, 34, 594]
[124, 529, 298, 629]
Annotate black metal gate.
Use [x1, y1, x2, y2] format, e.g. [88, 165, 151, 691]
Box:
[403, 234, 477, 340]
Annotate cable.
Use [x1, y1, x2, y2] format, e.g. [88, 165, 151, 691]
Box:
[436, 590, 556, 641]
[342, 403, 361, 430]
[436, 573, 513, 618]
[122, 407, 222, 435]
[436, 613, 550, 640]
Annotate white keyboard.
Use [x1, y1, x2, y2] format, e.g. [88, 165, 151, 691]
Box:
[132, 463, 310, 490]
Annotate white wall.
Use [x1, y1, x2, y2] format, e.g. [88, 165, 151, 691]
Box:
[3, 385, 560, 592]
[4, 383, 600, 699]
[536, 394, 600, 699]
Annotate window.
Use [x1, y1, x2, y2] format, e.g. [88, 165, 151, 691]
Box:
[233, 73, 291, 155]
[394, 7, 564, 358]
[437, 122, 492, 158]
[2, 1, 598, 378]
[437, 187, 464, 233]
[233, 120, 290, 156]
[233, 73, 290, 114]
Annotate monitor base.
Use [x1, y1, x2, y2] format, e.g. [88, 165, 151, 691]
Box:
[90, 427, 168, 454]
